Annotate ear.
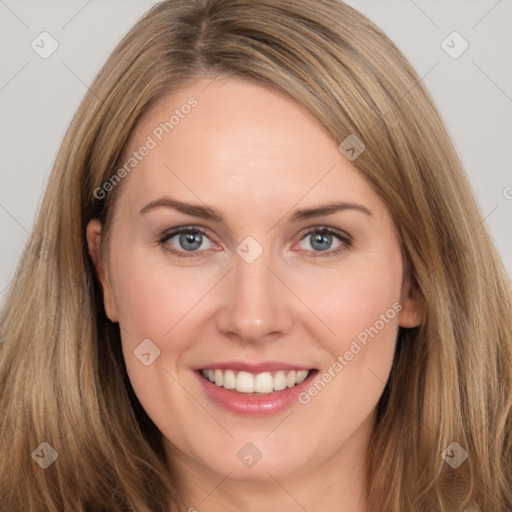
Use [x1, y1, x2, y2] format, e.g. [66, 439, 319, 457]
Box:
[398, 277, 423, 328]
[86, 219, 119, 323]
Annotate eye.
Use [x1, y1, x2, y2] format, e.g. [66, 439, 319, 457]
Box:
[295, 227, 351, 257]
[158, 226, 351, 259]
[159, 226, 217, 257]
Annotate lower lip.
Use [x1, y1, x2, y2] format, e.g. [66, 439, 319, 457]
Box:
[195, 370, 318, 417]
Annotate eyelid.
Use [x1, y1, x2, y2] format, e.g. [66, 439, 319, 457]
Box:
[296, 225, 352, 243]
[159, 225, 213, 243]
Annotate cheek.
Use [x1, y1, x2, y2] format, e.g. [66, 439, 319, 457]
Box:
[109, 247, 207, 343]
[299, 254, 403, 357]
[107, 249, 205, 440]
[289, 257, 402, 451]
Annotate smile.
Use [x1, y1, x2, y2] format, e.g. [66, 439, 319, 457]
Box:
[200, 368, 310, 394]
[195, 362, 319, 416]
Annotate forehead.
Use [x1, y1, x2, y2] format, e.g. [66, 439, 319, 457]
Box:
[116, 77, 384, 219]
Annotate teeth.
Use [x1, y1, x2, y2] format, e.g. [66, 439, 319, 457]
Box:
[273, 371, 287, 391]
[254, 372, 274, 393]
[286, 370, 296, 388]
[214, 369, 223, 387]
[236, 371, 254, 393]
[223, 370, 236, 389]
[296, 370, 308, 384]
[201, 368, 311, 394]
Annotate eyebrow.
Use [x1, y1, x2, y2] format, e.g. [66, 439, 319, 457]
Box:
[140, 197, 223, 221]
[139, 197, 372, 222]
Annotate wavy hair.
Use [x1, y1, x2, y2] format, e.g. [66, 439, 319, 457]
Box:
[1, 0, 511, 510]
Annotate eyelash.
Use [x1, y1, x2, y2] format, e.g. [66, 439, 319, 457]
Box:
[158, 226, 352, 258]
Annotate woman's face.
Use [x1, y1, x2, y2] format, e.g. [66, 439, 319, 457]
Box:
[88, 77, 420, 486]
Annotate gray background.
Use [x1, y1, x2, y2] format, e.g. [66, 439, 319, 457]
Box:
[1, 0, 511, 309]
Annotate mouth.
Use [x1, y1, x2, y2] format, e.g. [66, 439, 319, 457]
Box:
[198, 368, 311, 394]
[194, 363, 318, 416]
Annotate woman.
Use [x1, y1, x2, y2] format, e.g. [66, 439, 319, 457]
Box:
[0, 0, 510, 510]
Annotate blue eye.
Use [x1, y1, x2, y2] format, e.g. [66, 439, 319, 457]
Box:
[309, 231, 335, 251]
[160, 227, 213, 257]
[297, 228, 351, 256]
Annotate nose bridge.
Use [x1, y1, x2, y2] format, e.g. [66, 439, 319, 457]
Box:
[216, 239, 293, 342]
[235, 249, 274, 306]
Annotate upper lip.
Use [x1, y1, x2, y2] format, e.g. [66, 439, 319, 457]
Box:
[194, 361, 314, 373]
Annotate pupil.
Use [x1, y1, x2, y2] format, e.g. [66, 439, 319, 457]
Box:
[180, 231, 202, 251]
[311, 232, 331, 251]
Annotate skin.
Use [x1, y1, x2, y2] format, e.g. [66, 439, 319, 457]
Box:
[87, 77, 422, 512]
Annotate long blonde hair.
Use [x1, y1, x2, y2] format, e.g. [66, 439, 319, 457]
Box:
[1, 1, 510, 510]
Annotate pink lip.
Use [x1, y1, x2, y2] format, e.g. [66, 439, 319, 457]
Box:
[193, 360, 312, 373]
[194, 368, 318, 417]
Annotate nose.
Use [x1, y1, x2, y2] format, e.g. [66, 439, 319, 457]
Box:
[216, 248, 295, 345]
